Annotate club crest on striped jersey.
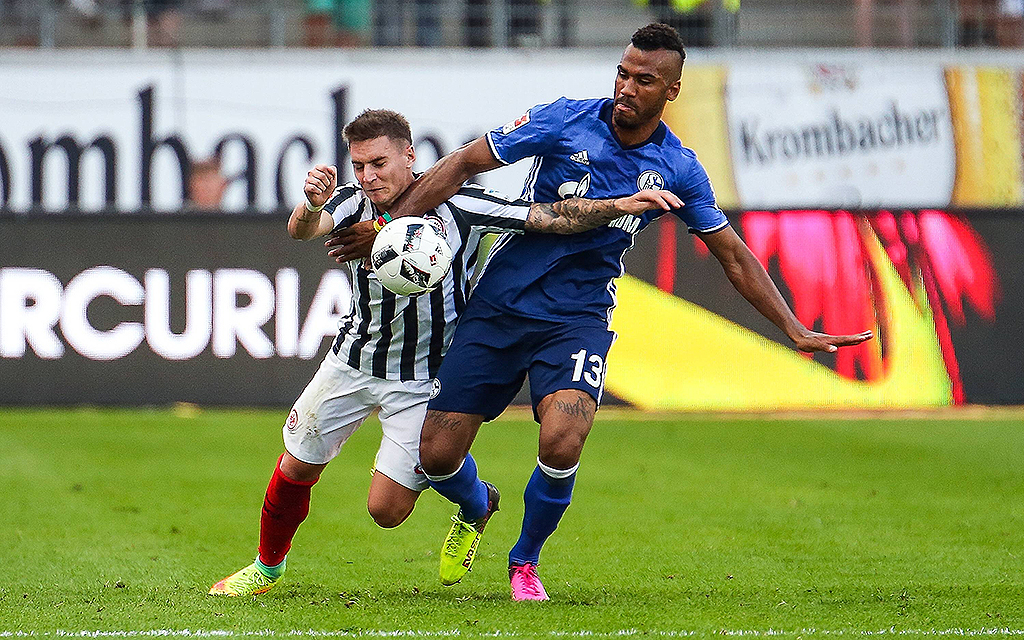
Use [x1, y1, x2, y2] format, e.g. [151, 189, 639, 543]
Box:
[501, 110, 531, 135]
[557, 172, 591, 199]
[637, 170, 664, 191]
[423, 213, 448, 240]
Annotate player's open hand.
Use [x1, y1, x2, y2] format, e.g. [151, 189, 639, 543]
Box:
[793, 329, 874, 353]
[305, 164, 338, 209]
[617, 189, 683, 216]
[326, 219, 376, 263]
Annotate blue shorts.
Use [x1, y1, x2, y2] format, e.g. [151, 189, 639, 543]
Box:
[428, 300, 615, 422]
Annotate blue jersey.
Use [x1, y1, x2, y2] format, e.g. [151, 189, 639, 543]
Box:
[478, 97, 729, 325]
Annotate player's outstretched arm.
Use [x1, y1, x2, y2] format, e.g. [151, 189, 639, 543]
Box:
[526, 189, 683, 234]
[701, 226, 873, 353]
[288, 164, 338, 240]
[394, 137, 503, 218]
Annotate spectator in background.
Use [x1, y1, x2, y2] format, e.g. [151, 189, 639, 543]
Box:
[69, 0, 102, 33]
[997, 0, 1023, 46]
[69, 0, 99, 20]
[414, 0, 441, 46]
[120, 0, 183, 47]
[465, 0, 575, 47]
[645, 0, 712, 47]
[465, 0, 489, 46]
[957, 0, 1024, 46]
[509, 0, 543, 46]
[186, 157, 227, 212]
[959, 0, 996, 45]
[1, 0, 41, 46]
[636, 0, 738, 47]
[145, 0, 183, 46]
[855, 0, 916, 47]
[197, 0, 230, 21]
[304, 0, 334, 46]
[304, 0, 370, 47]
[375, 0, 440, 46]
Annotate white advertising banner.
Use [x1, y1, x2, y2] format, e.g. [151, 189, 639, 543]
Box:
[0, 50, 618, 212]
[725, 63, 957, 208]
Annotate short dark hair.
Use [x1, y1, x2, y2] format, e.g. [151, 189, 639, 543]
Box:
[631, 22, 686, 65]
[343, 109, 413, 147]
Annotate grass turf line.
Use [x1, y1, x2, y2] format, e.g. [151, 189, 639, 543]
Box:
[0, 408, 1022, 633]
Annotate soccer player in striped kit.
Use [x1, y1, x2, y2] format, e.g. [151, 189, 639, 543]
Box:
[209, 109, 684, 597]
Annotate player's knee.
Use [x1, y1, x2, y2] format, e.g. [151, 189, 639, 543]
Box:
[367, 501, 413, 529]
[419, 412, 465, 475]
[417, 430, 444, 474]
[538, 429, 588, 469]
[539, 443, 584, 471]
[367, 489, 415, 528]
[419, 446, 460, 476]
[279, 451, 325, 483]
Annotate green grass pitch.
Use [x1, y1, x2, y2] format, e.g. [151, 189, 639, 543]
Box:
[2, 407, 1023, 636]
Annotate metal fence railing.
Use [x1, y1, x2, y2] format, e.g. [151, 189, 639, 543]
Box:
[1, 0, 646, 48]
[0, 0, 1020, 48]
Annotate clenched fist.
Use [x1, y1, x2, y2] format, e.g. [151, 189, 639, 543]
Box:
[305, 164, 338, 209]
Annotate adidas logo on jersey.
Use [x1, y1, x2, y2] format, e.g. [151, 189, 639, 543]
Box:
[569, 150, 590, 165]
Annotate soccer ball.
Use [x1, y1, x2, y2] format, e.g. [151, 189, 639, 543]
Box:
[370, 216, 453, 296]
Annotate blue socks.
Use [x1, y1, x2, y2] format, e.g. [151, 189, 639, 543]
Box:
[425, 453, 490, 521]
[509, 461, 577, 566]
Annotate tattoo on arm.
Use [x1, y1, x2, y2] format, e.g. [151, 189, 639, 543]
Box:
[554, 393, 596, 422]
[526, 197, 622, 234]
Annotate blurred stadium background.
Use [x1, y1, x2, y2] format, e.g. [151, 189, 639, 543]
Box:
[2, 0, 1024, 633]
[3, 0, 1022, 48]
[1, 0, 1022, 408]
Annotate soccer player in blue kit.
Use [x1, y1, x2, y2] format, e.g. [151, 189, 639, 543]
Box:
[333, 23, 874, 601]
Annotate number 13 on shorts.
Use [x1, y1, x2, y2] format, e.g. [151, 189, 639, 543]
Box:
[570, 348, 605, 388]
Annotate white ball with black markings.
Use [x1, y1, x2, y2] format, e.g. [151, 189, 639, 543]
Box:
[370, 216, 453, 296]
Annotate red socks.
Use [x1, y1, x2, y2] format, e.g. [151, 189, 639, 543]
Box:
[257, 455, 318, 567]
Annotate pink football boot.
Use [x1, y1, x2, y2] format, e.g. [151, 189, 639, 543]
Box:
[509, 563, 549, 601]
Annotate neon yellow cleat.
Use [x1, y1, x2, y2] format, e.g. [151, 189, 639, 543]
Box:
[439, 482, 499, 586]
[208, 562, 281, 597]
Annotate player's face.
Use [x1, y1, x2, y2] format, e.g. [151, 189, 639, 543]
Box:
[349, 136, 416, 210]
[613, 45, 682, 130]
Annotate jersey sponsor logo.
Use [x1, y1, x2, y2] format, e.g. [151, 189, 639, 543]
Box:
[557, 172, 591, 199]
[608, 214, 642, 234]
[501, 110, 531, 135]
[569, 150, 590, 165]
[637, 170, 665, 191]
[430, 378, 441, 399]
[285, 408, 300, 433]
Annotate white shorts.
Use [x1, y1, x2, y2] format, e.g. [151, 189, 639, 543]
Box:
[282, 350, 432, 491]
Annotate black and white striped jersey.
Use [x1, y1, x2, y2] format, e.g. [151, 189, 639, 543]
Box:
[322, 182, 531, 381]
